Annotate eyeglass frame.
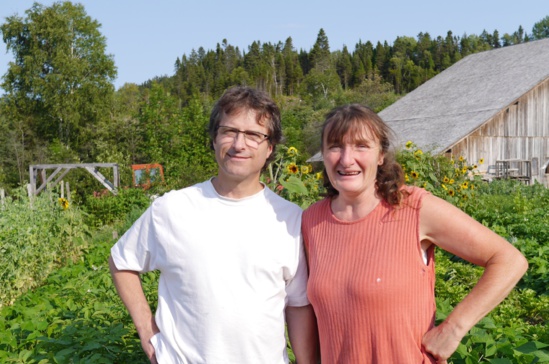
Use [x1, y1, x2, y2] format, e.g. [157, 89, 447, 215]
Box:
[216, 125, 270, 147]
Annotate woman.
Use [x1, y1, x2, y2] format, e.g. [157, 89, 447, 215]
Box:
[302, 104, 528, 363]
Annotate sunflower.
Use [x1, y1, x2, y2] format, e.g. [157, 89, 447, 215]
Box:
[448, 189, 455, 196]
[315, 172, 323, 180]
[479, 158, 484, 165]
[405, 174, 409, 182]
[58, 197, 69, 210]
[287, 147, 298, 157]
[449, 178, 455, 185]
[405, 141, 414, 149]
[414, 149, 423, 157]
[286, 163, 299, 174]
[441, 184, 448, 190]
[459, 156, 465, 162]
[301, 165, 310, 174]
[461, 181, 469, 189]
[443, 176, 450, 183]
[410, 171, 419, 179]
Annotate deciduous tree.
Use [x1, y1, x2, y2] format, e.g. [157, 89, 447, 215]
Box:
[0, 2, 116, 154]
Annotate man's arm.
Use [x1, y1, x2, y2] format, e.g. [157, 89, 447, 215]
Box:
[109, 256, 159, 363]
[285, 304, 319, 364]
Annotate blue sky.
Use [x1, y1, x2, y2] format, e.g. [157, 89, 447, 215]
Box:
[1, 0, 548, 90]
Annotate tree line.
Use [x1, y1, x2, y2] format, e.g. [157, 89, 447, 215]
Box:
[1, 1, 548, 200]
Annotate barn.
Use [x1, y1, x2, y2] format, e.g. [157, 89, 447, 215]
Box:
[379, 38, 549, 185]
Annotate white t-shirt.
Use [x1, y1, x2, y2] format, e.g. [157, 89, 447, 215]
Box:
[111, 180, 308, 364]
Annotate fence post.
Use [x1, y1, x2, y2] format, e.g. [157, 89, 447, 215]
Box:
[27, 183, 34, 208]
[66, 181, 71, 202]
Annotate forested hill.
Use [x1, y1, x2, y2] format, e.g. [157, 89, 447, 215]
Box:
[1, 1, 548, 196]
[148, 19, 549, 104]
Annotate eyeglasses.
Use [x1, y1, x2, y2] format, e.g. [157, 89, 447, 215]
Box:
[216, 126, 270, 148]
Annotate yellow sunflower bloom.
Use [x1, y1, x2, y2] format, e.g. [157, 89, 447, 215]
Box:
[441, 184, 448, 190]
[461, 181, 469, 189]
[301, 165, 310, 174]
[459, 156, 465, 162]
[448, 189, 455, 196]
[287, 147, 298, 157]
[443, 176, 450, 183]
[287, 163, 299, 174]
[410, 171, 419, 179]
[479, 158, 484, 165]
[449, 179, 455, 184]
[58, 197, 69, 210]
[315, 172, 323, 180]
[405, 141, 414, 149]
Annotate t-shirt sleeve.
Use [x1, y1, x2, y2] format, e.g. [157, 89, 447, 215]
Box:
[285, 235, 310, 307]
[110, 203, 158, 273]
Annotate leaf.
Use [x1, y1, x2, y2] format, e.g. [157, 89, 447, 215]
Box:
[516, 341, 549, 354]
[488, 359, 513, 364]
[279, 176, 309, 195]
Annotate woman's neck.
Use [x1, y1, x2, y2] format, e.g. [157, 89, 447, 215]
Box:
[331, 192, 382, 221]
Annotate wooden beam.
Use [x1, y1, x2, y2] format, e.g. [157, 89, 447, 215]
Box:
[84, 166, 118, 195]
[29, 163, 119, 195]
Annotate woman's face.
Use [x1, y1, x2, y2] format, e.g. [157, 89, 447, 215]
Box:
[322, 126, 384, 200]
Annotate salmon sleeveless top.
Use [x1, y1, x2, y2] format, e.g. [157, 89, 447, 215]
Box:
[302, 186, 436, 363]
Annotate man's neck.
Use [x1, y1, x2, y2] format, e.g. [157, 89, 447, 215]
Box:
[211, 176, 264, 199]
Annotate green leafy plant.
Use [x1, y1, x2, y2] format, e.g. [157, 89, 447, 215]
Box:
[397, 141, 484, 209]
[0, 187, 88, 308]
[263, 145, 325, 209]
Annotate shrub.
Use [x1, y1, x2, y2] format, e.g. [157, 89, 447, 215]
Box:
[82, 188, 153, 228]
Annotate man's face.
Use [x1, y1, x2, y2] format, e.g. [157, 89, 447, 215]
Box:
[213, 109, 273, 187]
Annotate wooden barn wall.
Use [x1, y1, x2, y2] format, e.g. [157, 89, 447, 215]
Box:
[450, 78, 549, 183]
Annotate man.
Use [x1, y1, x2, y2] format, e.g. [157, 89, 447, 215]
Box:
[109, 86, 318, 363]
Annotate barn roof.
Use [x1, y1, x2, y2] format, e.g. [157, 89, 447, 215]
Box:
[379, 38, 549, 154]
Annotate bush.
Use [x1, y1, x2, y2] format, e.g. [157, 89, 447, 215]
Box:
[82, 188, 153, 228]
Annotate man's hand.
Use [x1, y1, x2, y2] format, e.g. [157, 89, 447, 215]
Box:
[109, 256, 160, 363]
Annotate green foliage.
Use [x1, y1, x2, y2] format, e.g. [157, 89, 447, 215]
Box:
[0, 187, 88, 307]
[0, 228, 155, 363]
[532, 16, 549, 40]
[82, 188, 152, 228]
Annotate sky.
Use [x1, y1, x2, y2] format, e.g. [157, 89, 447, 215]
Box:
[1, 0, 548, 91]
